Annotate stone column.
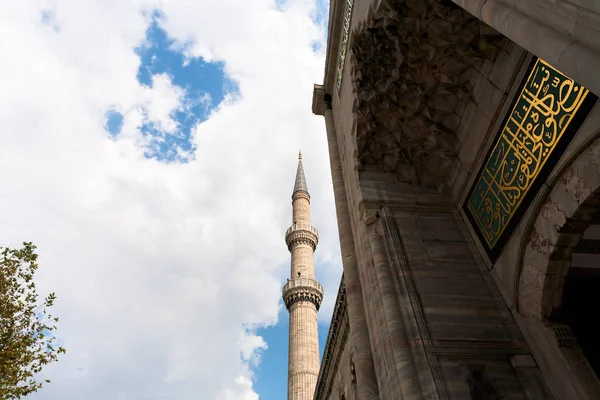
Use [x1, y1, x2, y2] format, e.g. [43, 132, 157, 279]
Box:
[283, 157, 323, 400]
[314, 84, 435, 399]
[315, 84, 380, 400]
[452, 0, 600, 96]
[366, 223, 423, 399]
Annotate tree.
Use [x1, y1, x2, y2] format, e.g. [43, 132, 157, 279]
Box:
[0, 242, 65, 399]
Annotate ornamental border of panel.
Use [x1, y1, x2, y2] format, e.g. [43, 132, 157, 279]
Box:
[335, 0, 354, 95]
[464, 57, 597, 262]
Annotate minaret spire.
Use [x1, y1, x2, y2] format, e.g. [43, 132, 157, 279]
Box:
[283, 152, 323, 400]
[293, 151, 309, 195]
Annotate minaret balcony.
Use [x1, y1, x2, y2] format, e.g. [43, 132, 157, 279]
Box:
[285, 223, 319, 250]
[282, 277, 324, 310]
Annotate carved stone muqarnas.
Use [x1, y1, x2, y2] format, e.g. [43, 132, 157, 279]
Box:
[283, 278, 324, 310]
[285, 225, 319, 251]
[351, 0, 502, 191]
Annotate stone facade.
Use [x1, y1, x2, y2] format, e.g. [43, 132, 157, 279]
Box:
[311, 0, 600, 399]
[284, 155, 323, 400]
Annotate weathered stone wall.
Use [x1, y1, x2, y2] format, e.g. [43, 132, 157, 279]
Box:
[358, 171, 553, 399]
[324, 9, 553, 400]
[324, 339, 355, 400]
[313, 279, 357, 400]
[327, 1, 418, 395]
[316, 0, 600, 399]
[324, 1, 551, 396]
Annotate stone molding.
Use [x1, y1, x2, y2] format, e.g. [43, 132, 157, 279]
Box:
[350, 0, 502, 191]
[335, 0, 354, 94]
[282, 277, 324, 311]
[314, 277, 349, 400]
[322, 0, 353, 94]
[285, 223, 319, 251]
[293, 190, 311, 202]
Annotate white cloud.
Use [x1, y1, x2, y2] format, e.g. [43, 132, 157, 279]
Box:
[140, 73, 185, 134]
[239, 332, 268, 367]
[0, 0, 341, 399]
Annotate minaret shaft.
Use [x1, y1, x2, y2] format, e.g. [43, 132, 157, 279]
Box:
[283, 154, 322, 400]
[293, 195, 311, 225]
[291, 244, 315, 280]
[288, 302, 320, 399]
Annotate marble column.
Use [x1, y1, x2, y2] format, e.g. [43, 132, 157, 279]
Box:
[316, 85, 380, 400]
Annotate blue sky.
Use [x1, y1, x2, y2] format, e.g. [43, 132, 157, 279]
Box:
[1, 1, 338, 399]
[254, 312, 331, 399]
[115, 9, 335, 398]
[104, 12, 237, 163]
[122, 7, 336, 394]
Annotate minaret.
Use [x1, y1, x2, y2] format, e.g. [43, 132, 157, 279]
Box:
[283, 151, 323, 400]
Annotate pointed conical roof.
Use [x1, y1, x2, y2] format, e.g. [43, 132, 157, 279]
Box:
[293, 151, 308, 194]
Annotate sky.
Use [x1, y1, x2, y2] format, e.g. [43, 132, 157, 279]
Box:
[0, 1, 342, 399]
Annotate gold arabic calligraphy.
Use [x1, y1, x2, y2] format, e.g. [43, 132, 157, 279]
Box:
[467, 59, 590, 249]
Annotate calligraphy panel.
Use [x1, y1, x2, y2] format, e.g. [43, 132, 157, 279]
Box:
[465, 58, 597, 261]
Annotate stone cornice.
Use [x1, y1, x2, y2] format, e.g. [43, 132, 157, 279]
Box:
[282, 277, 324, 310]
[312, 84, 327, 116]
[314, 276, 349, 400]
[312, 85, 333, 116]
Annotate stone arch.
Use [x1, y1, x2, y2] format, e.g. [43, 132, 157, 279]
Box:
[515, 132, 600, 398]
[517, 133, 600, 320]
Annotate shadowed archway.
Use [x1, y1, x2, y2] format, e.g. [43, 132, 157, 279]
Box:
[556, 204, 600, 377]
[516, 134, 600, 398]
